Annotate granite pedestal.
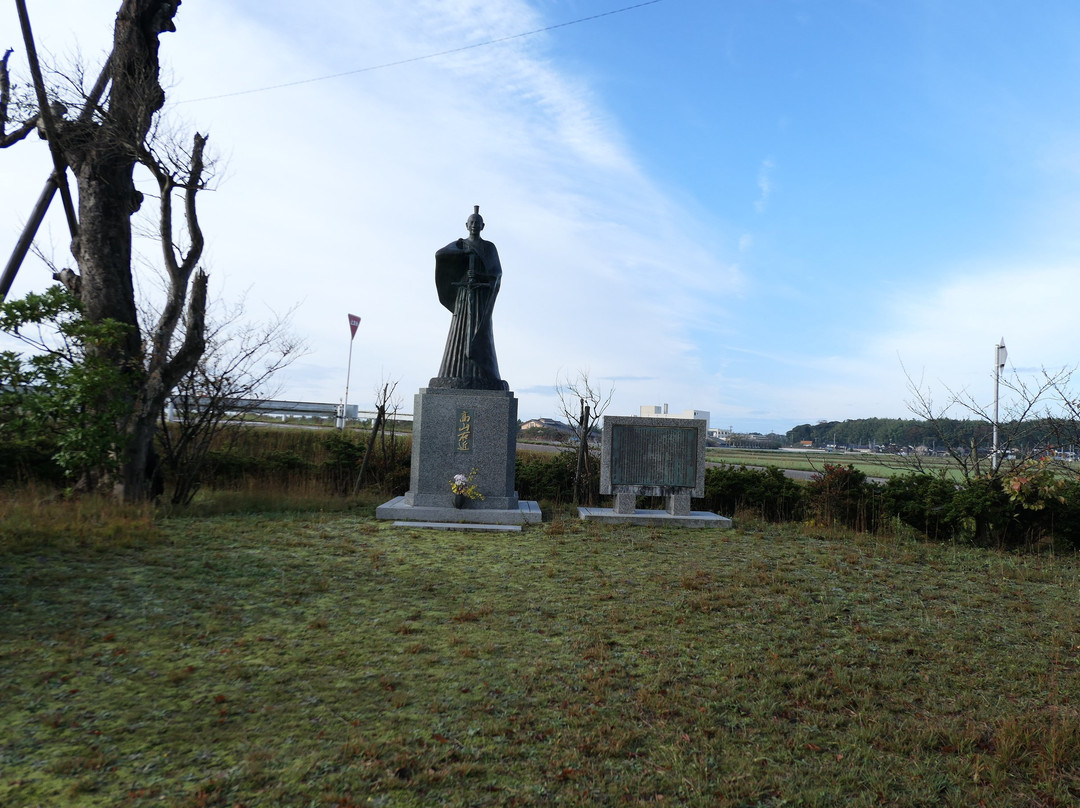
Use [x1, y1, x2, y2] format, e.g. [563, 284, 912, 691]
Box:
[376, 387, 541, 525]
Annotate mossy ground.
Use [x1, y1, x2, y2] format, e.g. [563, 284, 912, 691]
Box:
[2, 513, 1078, 806]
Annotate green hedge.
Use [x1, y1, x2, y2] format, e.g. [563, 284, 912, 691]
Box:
[699, 465, 807, 522]
[515, 450, 582, 505]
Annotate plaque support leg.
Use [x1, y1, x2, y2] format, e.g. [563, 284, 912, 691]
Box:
[613, 492, 636, 515]
[668, 491, 691, 516]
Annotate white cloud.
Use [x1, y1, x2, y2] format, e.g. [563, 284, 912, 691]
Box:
[0, 0, 742, 424]
[873, 262, 1080, 390]
[726, 261, 1080, 430]
[9, 2, 1075, 439]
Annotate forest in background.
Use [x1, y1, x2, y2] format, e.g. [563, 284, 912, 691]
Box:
[785, 416, 1080, 452]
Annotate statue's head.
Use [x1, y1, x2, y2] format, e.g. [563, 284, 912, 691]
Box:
[466, 205, 484, 236]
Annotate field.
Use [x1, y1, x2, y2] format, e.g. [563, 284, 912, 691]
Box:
[707, 448, 959, 480]
[2, 506, 1079, 807]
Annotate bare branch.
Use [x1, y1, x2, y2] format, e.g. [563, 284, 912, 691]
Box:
[356, 376, 402, 493]
[1, 48, 40, 147]
[159, 298, 306, 505]
[145, 131, 209, 385]
[555, 368, 615, 434]
[904, 361, 1078, 481]
[555, 368, 615, 505]
[161, 267, 207, 391]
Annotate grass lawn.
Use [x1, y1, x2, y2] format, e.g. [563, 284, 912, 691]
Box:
[2, 511, 1078, 806]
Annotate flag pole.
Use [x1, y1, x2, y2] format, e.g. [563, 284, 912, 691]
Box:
[341, 314, 361, 430]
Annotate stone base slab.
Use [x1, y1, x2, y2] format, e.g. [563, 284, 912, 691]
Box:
[578, 506, 732, 529]
[377, 496, 542, 525]
[390, 521, 522, 533]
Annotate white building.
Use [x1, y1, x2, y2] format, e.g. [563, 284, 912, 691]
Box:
[639, 404, 710, 426]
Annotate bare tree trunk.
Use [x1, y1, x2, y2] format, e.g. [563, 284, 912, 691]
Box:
[63, 2, 203, 501]
[575, 400, 589, 505]
[354, 379, 399, 495]
[355, 403, 386, 495]
[4, 2, 206, 501]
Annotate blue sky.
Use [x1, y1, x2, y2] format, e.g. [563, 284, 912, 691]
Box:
[4, 0, 1080, 434]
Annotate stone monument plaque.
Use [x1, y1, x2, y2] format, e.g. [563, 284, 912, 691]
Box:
[609, 423, 699, 489]
[580, 414, 729, 527]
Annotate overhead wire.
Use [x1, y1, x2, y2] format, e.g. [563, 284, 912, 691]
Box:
[178, 0, 665, 104]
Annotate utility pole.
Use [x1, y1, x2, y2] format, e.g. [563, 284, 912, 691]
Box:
[992, 337, 1007, 471]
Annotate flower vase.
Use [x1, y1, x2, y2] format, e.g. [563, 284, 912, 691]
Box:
[453, 494, 466, 509]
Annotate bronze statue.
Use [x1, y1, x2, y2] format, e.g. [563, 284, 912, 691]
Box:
[429, 206, 507, 390]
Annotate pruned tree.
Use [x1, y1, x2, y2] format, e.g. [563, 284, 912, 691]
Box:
[555, 369, 614, 505]
[2, 1, 212, 501]
[355, 377, 402, 494]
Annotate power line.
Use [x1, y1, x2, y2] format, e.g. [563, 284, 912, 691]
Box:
[179, 0, 665, 104]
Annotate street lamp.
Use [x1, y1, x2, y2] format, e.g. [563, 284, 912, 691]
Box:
[992, 337, 1007, 470]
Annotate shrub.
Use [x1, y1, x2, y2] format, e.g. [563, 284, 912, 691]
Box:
[0, 287, 132, 487]
[880, 461, 1080, 550]
[880, 472, 960, 542]
[1044, 478, 1080, 550]
[322, 431, 365, 495]
[961, 459, 1074, 550]
[806, 463, 878, 531]
[947, 474, 1014, 547]
[515, 450, 584, 505]
[700, 465, 806, 522]
[0, 440, 66, 487]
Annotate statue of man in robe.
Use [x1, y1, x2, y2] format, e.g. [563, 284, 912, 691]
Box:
[429, 206, 508, 391]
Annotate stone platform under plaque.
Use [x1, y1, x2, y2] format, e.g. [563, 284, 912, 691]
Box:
[578, 415, 732, 529]
[376, 388, 542, 525]
[576, 505, 731, 528]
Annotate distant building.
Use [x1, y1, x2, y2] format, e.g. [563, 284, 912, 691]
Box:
[639, 404, 710, 426]
[519, 418, 577, 442]
[521, 418, 565, 431]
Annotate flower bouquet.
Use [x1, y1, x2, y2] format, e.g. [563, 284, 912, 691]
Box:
[450, 469, 484, 507]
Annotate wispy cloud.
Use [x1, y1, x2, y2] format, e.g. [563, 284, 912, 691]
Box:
[0, 0, 743, 426]
[754, 157, 775, 213]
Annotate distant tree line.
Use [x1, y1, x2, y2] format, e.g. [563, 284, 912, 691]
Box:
[785, 417, 1079, 452]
